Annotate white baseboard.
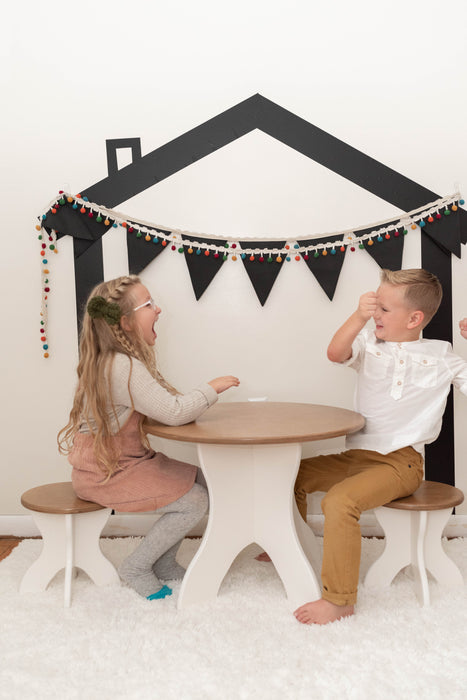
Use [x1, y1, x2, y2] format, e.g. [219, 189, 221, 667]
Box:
[0, 514, 208, 538]
[2, 513, 467, 539]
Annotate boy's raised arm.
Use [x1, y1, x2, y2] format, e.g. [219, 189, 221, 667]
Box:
[327, 292, 377, 363]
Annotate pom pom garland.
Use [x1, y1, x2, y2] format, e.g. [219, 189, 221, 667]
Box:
[35, 190, 464, 357]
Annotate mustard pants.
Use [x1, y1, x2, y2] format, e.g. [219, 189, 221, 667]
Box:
[294, 447, 424, 606]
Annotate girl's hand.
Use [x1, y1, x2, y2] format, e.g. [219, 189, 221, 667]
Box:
[357, 291, 378, 322]
[459, 318, 467, 339]
[208, 376, 240, 394]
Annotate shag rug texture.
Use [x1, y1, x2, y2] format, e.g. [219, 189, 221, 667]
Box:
[1, 537, 467, 700]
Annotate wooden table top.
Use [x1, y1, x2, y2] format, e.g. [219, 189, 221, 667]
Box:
[144, 402, 365, 445]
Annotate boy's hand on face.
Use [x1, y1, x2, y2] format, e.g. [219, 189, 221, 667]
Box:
[357, 292, 378, 323]
[459, 318, 467, 339]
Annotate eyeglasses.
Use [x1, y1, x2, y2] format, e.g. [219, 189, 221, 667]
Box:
[133, 298, 158, 312]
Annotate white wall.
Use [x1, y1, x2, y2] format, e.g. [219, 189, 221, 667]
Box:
[2, 0, 467, 517]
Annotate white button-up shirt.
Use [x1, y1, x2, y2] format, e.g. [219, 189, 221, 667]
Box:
[343, 329, 467, 455]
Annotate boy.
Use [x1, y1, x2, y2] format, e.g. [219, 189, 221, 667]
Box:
[294, 268, 467, 626]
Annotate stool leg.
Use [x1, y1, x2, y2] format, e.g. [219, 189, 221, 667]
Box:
[64, 514, 73, 607]
[411, 511, 430, 607]
[72, 509, 120, 587]
[20, 512, 69, 594]
[364, 507, 412, 588]
[423, 508, 464, 588]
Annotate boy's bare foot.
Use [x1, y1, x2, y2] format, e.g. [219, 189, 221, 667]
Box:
[255, 552, 271, 562]
[294, 598, 354, 625]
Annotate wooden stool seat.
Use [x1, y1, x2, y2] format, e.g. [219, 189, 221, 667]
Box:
[382, 481, 464, 512]
[364, 480, 464, 606]
[21, 482, 106, 514]
[20, 482, 119, 606]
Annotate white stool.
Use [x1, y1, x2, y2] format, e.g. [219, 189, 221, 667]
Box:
[20, 482, 119, 606]
[364, 480, 464, 606]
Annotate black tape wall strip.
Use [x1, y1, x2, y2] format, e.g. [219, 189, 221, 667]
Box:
[46, 93, 465, 485]
[422, 234, 454, 485]
[81, 95, 263, 208]
[256, 95, 440, 211]
[73, 237, 104, 336]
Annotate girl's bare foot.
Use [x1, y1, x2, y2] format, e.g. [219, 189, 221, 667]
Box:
[255, 552, 271, 562]
[294, 598, 354, 625]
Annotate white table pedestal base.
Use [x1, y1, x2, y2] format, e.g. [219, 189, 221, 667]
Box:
[178, 443, 322, 610]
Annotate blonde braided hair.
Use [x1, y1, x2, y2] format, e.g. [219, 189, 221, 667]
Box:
[58, 275, 178, 478]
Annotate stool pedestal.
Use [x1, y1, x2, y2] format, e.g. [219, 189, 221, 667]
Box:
[20, 482, 119, 606]
[364, 481, 464, 606]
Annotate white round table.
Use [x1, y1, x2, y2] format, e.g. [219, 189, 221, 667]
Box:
[145, 402, 364, 610]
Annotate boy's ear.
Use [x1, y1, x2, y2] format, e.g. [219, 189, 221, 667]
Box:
[120, 315, 132, 332]
[407, 310, 424, 329]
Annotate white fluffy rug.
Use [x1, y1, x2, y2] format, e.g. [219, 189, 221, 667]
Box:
[1, 537, 467, 700]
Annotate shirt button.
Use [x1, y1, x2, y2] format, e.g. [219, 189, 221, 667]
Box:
[400, 360, 404, 364]
[423, 360, 427, 364]
[397, 381, 402, 385]
[376, 352, 381, 356]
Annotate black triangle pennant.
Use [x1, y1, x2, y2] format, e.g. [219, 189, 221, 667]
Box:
[300, 234, 347, 300]
[127, 225, 170, 275]
[421, 205, 461, 258]
[459, 207, 467, 244]
[362, 225, 405, 270]
[181, 235, 227, 300]
[239, 241, 286, 305]
[43, 198, 114, 253]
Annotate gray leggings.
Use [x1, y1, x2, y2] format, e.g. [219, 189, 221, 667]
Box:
[118, 481, 208, 597]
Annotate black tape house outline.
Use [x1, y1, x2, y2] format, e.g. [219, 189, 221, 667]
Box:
[46, 94, 467, 485]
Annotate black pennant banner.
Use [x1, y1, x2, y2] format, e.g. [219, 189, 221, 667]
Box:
[40, 194, 465, 317]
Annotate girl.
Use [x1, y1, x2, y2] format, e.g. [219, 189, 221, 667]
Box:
[58, 275, 239, 600]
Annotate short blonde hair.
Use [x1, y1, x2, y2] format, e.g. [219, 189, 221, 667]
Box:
[380, 268, 442, 327]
